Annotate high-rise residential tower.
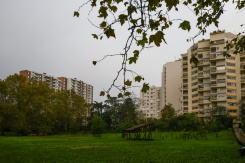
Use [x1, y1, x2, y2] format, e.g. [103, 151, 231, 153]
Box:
[181, 31, 242, 119]
[139, 86, 161, 119]
[161, 60, 182, 114]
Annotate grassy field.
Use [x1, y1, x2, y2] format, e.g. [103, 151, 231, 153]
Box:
[0, 131, 244, 163]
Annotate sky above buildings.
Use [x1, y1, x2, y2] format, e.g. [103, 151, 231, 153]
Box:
[0, 0, 244, 102]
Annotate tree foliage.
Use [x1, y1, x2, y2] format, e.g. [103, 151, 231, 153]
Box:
[75, 0, 245, 97]
[161, 103, 176, 121]
[91, 115, 106, 137]
[90, 95, 139, 132]
[0, 74, 89, 135]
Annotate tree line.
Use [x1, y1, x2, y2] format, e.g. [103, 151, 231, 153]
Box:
[0, 75, 235, 136]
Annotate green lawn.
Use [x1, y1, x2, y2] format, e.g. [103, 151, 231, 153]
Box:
[0, 131, 244, 163]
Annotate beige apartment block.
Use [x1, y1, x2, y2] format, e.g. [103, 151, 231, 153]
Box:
[181, 31, 242, 119]
[161, 60, 182, 114]
[58, 77, 93, 104]
[139, 86, 161, 119]
[20, 70, 93, 104]
[20, 70, 62, 91]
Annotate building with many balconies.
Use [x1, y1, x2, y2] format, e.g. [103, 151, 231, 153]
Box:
[181, 31, 242, 119]
[139, 86, 161, 119]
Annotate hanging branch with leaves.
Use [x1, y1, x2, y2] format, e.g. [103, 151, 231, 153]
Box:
[74, 0, 245, 98]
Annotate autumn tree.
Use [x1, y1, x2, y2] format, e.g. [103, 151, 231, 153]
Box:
[75, 0, 245, 97]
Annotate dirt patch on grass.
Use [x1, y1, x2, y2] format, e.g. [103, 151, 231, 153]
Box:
[71, 146, 109, 149]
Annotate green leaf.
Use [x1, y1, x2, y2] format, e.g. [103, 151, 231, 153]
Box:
[135, 76, 142, 82]
[137, 32, 148, 47]
[92, 61, 97, 65]
[110, 6, 118, 12]
[73, 11, 79, 17]
[190, 56, 199, 66]
[118, 93, 123, 98]
[100, 91, 105, 96]
[104, 27, 116, 38]
[98, 6, 108, 19]
[118, 14, 127, 25]
[122, 86, 126, 90]
[127, 5, 137, 15]
[133, 50, 139, 57]
[136, 28, 142, 34]
[128, 57, 137, 64]
[125, 80, 132, 86]
[91, 0, 97, 6]
[179, 20, 191, 31]
[149, 31, 166, 47]
[107, 94, 111, 99]
[124, 92, 131, 96]
[92, 34, 98, 39]
[100, 21, 107, 28]
[141, 83, 149, 93]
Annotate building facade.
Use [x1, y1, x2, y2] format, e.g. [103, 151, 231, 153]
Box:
[181, 31, 242, 119]
[20, 70, 93, 104]
[138, 86, 161, 119]
[161, 60, 182, 114]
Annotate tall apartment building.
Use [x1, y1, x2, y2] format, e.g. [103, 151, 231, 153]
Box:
[138, 86, 161, 119]
[161, 60, 182, 114]
[58, 77, 93, 104]
[181, 31, 242, 119]
[20, 70, 62, 91]
[20, 70, 93, 104]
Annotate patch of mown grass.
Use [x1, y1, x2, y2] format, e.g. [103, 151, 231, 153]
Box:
[0, 131, 244, 162]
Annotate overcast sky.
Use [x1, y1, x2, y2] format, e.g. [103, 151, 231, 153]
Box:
[0, 0, 244, 102]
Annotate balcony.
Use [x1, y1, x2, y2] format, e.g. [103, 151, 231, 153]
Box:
[227, 105, 237, 110]
[210, 39, 225, 45]
[210, 69, 226, 74]
[198, 62, 203, 67]
[183, 75, 188, 79]
[240, 53, 245, 58]
[241, 77, 245, 83]
[198, 47, 210, 52]
[242, 91, 245, 96]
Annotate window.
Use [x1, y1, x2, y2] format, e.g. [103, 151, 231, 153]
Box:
[227, 102, 236, 106]
[227, 89, 236, 93]
[217, 94, 226, 98]
[227, 69, 235, 73]
[192, 100, 198, 103]
[192, 88, 198, 92]
[216, 52, 223, 56]
[203, 96, 209, 100]
[217, 79, 225, 83]
[211, 47, 217, 52]
[203, 70, 209, 74]
[226, 62, 235, 67]
[203, 58, 209, 62]
[192, 76, 197, 80]
[226, 56, 235, 60]
[204, 83, 210, 88]
[192, 82, 198, 86]
[227, 83, 236, 86]
[192, 94, 198, 98]
[217, 66, 225, 70]
[192, 70, 197, 74]
[227, 96, 236, 100]
[227, 76, 236, 80]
